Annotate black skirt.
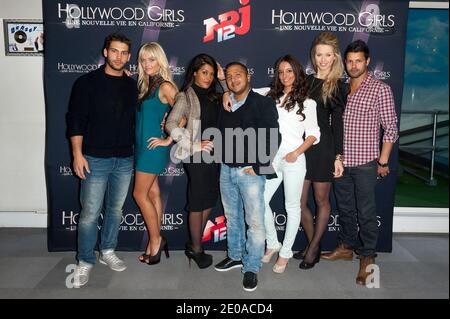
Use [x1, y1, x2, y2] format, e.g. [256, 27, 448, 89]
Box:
[305, 128, 335, 182]
[183, 161, 219, 211]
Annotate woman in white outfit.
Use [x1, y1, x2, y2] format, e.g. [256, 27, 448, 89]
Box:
[256, 55, 320, 273]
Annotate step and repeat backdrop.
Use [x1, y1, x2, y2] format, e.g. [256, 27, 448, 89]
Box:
[44, 0, 408, 252]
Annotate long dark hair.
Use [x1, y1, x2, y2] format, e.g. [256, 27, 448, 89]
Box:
[267, 55, 309, 121]
[181, 53, 222, 103]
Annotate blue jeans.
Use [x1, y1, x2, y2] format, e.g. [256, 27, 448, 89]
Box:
[220, 164, 266, 273]
[334, 160, 378, 256]
[77, 155, 133, 265]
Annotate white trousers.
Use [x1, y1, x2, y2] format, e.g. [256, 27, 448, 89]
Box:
[263, 148, 306, 259]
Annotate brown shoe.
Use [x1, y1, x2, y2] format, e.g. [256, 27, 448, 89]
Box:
[321, 243, 353, 261]
[356, 256, 376, 285]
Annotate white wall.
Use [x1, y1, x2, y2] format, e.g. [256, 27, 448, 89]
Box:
[0, 1, 47, 218]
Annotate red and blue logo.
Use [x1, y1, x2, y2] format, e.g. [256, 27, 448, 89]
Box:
[203, 0, 251, 43]
[202, 216, 227, 243]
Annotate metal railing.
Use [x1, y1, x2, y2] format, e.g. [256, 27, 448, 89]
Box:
[400, 109, 449, 186]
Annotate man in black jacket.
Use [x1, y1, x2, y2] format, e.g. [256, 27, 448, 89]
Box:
[66, 33, 137, 287]
[214, 62, 280, 292]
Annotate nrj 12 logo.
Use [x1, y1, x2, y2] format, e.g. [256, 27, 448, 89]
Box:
[203, 0, 251, 43]
[202, 216, 227, 243]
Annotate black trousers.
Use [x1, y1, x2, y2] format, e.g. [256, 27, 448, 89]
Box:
[334, 160, 378, 256]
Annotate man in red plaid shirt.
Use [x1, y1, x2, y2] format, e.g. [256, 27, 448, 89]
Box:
[321, 40, 398, 286]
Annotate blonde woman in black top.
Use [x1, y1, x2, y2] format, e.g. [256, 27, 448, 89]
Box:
[296, 32, 349, 269]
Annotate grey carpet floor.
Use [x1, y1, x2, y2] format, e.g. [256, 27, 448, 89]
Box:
[0, 229, 447, 299]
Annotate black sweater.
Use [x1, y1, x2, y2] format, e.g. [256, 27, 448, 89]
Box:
[66, 65, 137, 158]
[218, 90, 281, 175]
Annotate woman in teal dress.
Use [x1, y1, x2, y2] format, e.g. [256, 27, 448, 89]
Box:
[135, 85, 170, 174]
[133, 42, 178, 265]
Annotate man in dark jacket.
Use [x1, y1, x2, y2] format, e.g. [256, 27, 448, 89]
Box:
[214, 62, 280, 292]
[66, 33, 137, 287]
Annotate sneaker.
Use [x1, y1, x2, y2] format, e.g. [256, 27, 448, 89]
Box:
[73, 261, 93, 288]
[243, 272, 258, 292]
[99, 250, 127, 272]
[214, 257, 243, 272]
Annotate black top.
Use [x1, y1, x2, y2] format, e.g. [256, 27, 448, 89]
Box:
[192, 83, 219, 135]
[306, 75, 348, 155]
[304, 74, 348, 182]
[66, 65, 138, 158]
[217, 90, 281, 175]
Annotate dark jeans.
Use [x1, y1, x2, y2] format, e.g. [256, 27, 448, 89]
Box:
[334, 160, 378, 256]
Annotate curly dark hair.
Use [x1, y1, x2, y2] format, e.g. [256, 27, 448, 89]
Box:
[267, 55, 309, 121]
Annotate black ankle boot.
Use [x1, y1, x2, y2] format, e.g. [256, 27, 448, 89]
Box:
[185, 243, 213, 269]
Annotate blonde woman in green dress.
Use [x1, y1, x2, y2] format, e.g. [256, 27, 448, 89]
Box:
[133, 42, 177, 265]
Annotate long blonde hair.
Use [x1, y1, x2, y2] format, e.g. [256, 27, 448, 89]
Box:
[310, 32, 344, 104]
[137, 42, 177, 100]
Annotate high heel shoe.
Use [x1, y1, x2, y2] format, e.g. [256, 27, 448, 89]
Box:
[299, 246, 321, 270]
[272, 257, 289, 274]
[138, 253, 150, 263]
[185, 243, 213, 269]
[293, 249, 307, 260]
[147, 236, 169, 265]
[138, 242, 152, 263]
[261, 247, 280, 263]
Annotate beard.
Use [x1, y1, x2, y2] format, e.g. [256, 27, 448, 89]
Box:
[106, 58, 126, 72]
[348, 68, 366, 79]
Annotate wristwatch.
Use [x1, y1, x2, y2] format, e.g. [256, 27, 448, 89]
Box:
[377, 160, 388, 168]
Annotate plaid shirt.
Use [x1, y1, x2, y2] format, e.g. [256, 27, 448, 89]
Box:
[343, 73, 398, 167]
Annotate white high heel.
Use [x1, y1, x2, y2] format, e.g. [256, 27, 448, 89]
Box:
[261, 247, 280, 263]
[272, 262, 288, 274]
